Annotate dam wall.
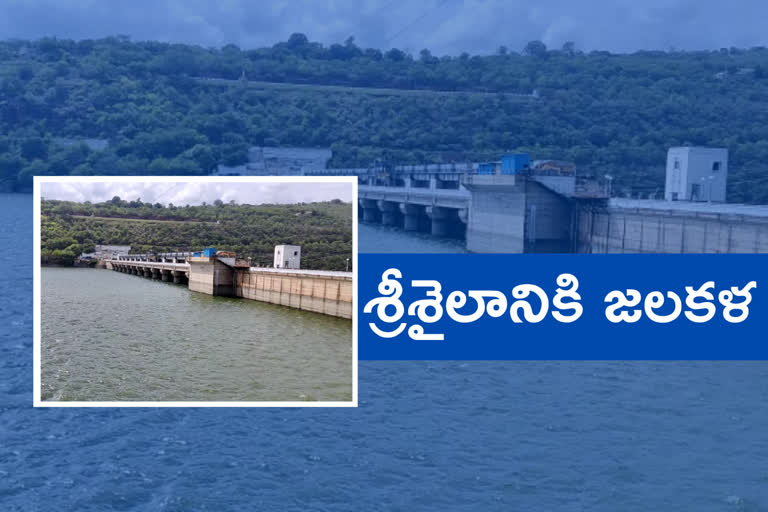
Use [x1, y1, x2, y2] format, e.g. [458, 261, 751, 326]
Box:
[108, 256, 353, 319]
[576, 201, 768, 253]
[463, 175, 526, 253]
[188, 257, 236, 296]
[462, 175, 573, 253]
[235, 268, 353, 319]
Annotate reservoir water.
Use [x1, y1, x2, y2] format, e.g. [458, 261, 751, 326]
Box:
[358, 222, 468, 253]
[41, 267, 353, 402]
[4, 193, 768, 510]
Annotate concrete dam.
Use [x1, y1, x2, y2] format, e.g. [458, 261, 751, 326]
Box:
[105, 252, 353, 319]
[576, 199, 768, 253]
[355, 175, 768, 254]
[309, 149, 768, 254]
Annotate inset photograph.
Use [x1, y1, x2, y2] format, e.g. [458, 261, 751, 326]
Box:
[34, 176, 356, 406]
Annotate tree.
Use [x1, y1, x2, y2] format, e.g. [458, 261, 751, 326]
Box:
[0, 154, 23, 182]
[524, 40, 547, 58]
[364, 48, 382, 61]
[6, 36, 768, 202]
[21, 137, 48, 160]
[40, 198, 352, 270]
[183, 144, 217, 173]
[385, 48, 406, 61]
[286, 33, 309, 49]
[17, 159, 48, 189]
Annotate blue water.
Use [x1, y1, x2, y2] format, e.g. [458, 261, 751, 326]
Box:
[358, 223, 467, 253]
[4, 192, 768, 511]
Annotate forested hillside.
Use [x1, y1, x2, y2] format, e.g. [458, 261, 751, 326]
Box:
[3, 35, 768, 201]
[40, 198, 352, 270]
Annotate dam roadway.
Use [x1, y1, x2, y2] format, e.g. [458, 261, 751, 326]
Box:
[106, 253, 353, 319]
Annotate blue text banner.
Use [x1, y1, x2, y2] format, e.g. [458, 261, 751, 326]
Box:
[359, 254, 765, 360]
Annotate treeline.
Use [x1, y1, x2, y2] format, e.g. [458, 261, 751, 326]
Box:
[3, 36, 768, 202]
[40, 198, 353, 270]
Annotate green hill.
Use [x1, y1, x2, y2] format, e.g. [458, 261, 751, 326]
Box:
[40, 198, 353, 270]
[3, 35, 768, 201]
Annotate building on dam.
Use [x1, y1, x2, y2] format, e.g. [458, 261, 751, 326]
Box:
[274, 245, 302, 269]
[665, 146, 728, 202]
[211, 146, 332, 176]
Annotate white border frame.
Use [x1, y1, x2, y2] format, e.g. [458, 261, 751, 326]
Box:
[33, 176, 358, 408]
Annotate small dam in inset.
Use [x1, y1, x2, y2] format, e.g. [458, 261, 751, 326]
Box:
[104, 248, 353, 319]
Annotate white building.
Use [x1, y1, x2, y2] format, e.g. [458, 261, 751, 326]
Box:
[665, 147, 728, 202]
[80, 244, 131, 260]
[212, 146, 332, 176]
[274, 245, 301, 269]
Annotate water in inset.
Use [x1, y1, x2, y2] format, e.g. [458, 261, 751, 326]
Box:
[41, 267, 353, 402]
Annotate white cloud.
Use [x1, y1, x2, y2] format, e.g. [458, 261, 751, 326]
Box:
[1, 0, 766, 54]
[40, 181, 352, 205]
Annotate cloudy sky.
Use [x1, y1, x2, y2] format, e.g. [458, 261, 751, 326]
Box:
[40, 181, 352, 205]
[1, 0, 766, 55]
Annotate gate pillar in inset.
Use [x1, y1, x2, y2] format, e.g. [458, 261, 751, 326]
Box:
[188, 255, 235, 296]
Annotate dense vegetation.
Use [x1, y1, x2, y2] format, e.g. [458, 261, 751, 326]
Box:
[40, 198, 353, 270]
[3, 35, 768, 201]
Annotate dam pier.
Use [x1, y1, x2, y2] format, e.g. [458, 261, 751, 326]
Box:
[105, 249, 353, 319]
